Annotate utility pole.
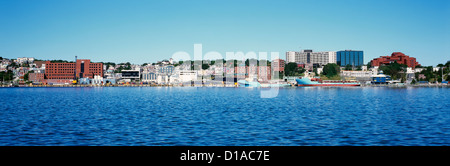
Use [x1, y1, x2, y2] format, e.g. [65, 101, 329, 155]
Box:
[74, 56, 77, 80]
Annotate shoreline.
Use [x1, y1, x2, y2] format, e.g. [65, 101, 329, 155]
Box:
[1, 84, 449, 88]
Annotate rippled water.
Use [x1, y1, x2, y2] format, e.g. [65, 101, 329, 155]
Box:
[0, 87, 449, 146]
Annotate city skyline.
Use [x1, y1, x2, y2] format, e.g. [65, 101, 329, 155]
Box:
[0, 0, 449, 66]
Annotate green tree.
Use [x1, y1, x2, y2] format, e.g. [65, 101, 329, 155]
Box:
[0, 70, 14, 81]
[8, 62, 18, 68]
[322, 63, 340, 78]
[367, 62, 372, 69]
[344, 64, 352, 71]
[24, 71, 34, 81]
[284, 63, 298, 76]
[125, 62, 131, 70]
[379, 61, 407, 80]
[202, 63, 210, 70]
[284, 62, 305, 76]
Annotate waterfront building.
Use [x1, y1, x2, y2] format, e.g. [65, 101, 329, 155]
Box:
[45, 59, 103, 79]
[43, 79, 73, 85]
[178, 70, 198, 82]
[91, 75, 104, 85]
[28, 73, 45, 83]
[258, 66, 271, 82]
[121, 70, 140, 80]
[78, 75, 114, 85]
[336, 50, 364, 67]
[272, 59, 285, 72]
[142, 67, 157, 83]
[371, 71, 391, 84]
[234, 65, 271, 82]
[287, 50, 337, 66]
[370, 52, 420, 69]
[341, 69, 376, 78]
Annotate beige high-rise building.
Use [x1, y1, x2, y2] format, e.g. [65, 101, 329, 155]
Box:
[285, 50, 336, 65]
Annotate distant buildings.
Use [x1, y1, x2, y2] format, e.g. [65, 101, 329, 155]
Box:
[336, 50, 364, 67]
[15, 57, 34, 65]
[370, 52, 420, 69]
[6, 45, 446, 86]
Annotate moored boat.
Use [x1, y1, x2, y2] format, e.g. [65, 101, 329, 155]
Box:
[295, 77, 360, 86]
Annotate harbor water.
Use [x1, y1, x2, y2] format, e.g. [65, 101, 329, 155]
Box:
[0, 87, 449, 146]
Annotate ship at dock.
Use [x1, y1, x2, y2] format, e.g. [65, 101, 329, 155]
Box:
[238, 77, 291, 88]
[295, 77, 360, 87]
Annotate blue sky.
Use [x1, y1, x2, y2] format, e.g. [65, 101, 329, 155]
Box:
[0, 0, 449, 66]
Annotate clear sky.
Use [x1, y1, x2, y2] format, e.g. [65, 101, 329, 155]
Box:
[0, 0, 449, 66]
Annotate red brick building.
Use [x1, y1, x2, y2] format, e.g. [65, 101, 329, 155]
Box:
[45, 59, 103, 79]
[371, 52, 420, 69]
[29, 73, 45, 83]
[235, 65, 271, 82]
[271, 59, 285, 72]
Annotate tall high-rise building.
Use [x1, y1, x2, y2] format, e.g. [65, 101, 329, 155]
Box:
[336, 50, 364, 67]
[285, 50, 336, 65]
[45, 59, 103, 80]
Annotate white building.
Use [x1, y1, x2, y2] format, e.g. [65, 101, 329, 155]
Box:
[341, 67, 378, 78]
[286, 51, 297, 63]
[414, 68, 425, 73]
[157, 75, 169, 84]
[406, 67, 414, 74]
[286, 50, 336, 65]
[142, 71, 157, 82]
[15, 57, 35, 65]
[433, 67, 440, 72]
[178, 70, 198, 82]
[92, 75, 104, 85]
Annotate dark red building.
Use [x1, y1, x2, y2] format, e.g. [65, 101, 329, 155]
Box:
[371, 52, 420, 69]
[45, 59, 103, 80]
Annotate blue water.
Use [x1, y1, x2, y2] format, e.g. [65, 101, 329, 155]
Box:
[0, 87, 449, 146]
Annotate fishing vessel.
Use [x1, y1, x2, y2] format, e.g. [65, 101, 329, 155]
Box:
[295, 77, 360, 86]
[238, 78, 291, 88]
